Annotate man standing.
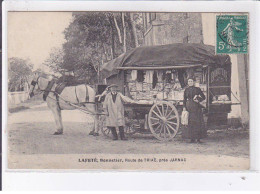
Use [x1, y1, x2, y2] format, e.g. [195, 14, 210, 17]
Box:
[103, 84, 136, 140]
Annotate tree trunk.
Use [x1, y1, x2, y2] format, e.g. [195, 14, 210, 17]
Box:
[130, 13, 139, 47]
[122, 12, 127, 53]
[113, 14, 122, 44]
[97, 60, 101, 84]
[108, 15, 116, 59]
[102, 44, 108, 61]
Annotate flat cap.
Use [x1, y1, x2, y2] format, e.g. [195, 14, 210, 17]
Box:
[107, 84, 119, 89]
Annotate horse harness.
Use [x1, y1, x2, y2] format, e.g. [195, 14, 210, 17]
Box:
[30, 76, 40, 97]
[53, 80, 90, 110]
[32, 78, 90, 110]
[30, 77, 105, 116]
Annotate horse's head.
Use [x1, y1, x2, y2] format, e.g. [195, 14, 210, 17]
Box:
[29, 72, 40, 98]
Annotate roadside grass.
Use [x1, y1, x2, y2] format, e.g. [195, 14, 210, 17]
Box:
[9, 106, 29, 113]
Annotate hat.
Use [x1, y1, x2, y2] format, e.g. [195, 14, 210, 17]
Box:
[107, 84, 119, 89]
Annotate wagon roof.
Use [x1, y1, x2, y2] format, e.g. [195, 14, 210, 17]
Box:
[100, 43, 231, 79]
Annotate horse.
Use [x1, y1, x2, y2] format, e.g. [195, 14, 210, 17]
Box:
[28, 73, 98, 135]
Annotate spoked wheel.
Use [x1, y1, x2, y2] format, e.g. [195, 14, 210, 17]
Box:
[99, 115, 112, 138]
[148, 101, 180, 141]
[124, 118, 139, 136]
[99, 115, 138, 137]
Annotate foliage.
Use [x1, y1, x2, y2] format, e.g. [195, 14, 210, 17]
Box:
[62, 12, 116, 84]
[43, 47, 64, 75]
[45, 12, 144, 84]
[8, 57, 33, 92]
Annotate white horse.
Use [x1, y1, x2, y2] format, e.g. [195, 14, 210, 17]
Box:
[29, 73, 98, 135]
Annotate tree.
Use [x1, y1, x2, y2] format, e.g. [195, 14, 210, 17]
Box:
[47, 12, 145, 84]
[121, 12, 127, 52]
[62, 12, 117, 84]
[129, 13, 145, 46]
[43, 47, 64, 75]
[8, 57, 33, 92]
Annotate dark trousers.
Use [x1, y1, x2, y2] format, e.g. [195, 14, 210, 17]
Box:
[108, 126, 126, 140]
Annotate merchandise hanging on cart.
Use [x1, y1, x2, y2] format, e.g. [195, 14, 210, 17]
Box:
[97, 43, 234, 141]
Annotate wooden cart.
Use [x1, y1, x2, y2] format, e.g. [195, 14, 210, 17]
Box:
[98, 43, 233, 141]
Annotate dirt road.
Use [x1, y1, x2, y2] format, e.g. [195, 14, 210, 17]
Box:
[7, 99, 249, 169]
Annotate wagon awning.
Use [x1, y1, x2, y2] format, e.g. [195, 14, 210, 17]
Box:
[100, 43, 231, 79]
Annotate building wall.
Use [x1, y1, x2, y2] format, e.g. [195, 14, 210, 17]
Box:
[143, 13, 203, 46]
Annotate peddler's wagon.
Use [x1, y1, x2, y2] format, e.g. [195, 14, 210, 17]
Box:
[97, 43, 233, 141]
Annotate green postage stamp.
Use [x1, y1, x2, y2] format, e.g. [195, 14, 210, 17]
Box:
[216, 15, 248, 54]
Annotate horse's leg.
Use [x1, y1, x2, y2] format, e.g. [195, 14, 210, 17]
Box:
[48, 102, 63, 135]
[82, 86, 98, 135]
[93, 114, 99, 133]
[55, 108, 63, 135]
[88, 104, 99, 135]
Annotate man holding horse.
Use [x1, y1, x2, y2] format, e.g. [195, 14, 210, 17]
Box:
[103, 84, 137, 141]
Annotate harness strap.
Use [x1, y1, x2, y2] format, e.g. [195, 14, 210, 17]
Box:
[85, 85, 89, 102]
[30, 76, 40, 96]
[55, 93, 62, 110]
[54, 83, 66, 110]
[75, 86, 80, 104]
[43, 80, 55, 101]
[31, 80, 37, 86]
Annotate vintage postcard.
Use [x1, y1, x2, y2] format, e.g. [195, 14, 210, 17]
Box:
[6, 10, 250, 171]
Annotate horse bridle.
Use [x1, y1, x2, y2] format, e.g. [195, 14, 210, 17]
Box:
[30, 76, 40, 97]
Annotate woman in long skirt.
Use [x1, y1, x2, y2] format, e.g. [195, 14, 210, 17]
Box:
[183, 77, 206, 143]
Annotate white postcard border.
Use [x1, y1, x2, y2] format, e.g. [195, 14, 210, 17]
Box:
[2, 0, 260, 190]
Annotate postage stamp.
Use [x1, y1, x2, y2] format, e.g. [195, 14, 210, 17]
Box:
[216, 15, 248, 54]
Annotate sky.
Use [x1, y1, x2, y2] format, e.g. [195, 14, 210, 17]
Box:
[7, 12, 216, 70]
[8, 12, 72, 70]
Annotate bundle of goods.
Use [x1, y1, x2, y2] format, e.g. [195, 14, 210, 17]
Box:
[136, 91, 154, 100]
[212, 95, 231, 104]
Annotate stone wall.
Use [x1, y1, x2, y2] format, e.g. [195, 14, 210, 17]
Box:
[144, 13, 203, 46]
[8, 91, 30, 105]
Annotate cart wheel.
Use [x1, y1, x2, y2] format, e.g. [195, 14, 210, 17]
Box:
[148, 101, 180, 141]
[99, 115, 112, 138]
[125, 118, 139, 136]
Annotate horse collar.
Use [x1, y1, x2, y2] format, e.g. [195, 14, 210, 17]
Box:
[31, 76, 40, 86]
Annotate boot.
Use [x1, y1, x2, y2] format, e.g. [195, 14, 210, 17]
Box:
[110, 127, 118, 140]
[89, 130, 94, 135]
[119, 126, 127, 141]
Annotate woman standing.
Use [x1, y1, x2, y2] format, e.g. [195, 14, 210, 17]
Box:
[183, 77, 206, 143]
